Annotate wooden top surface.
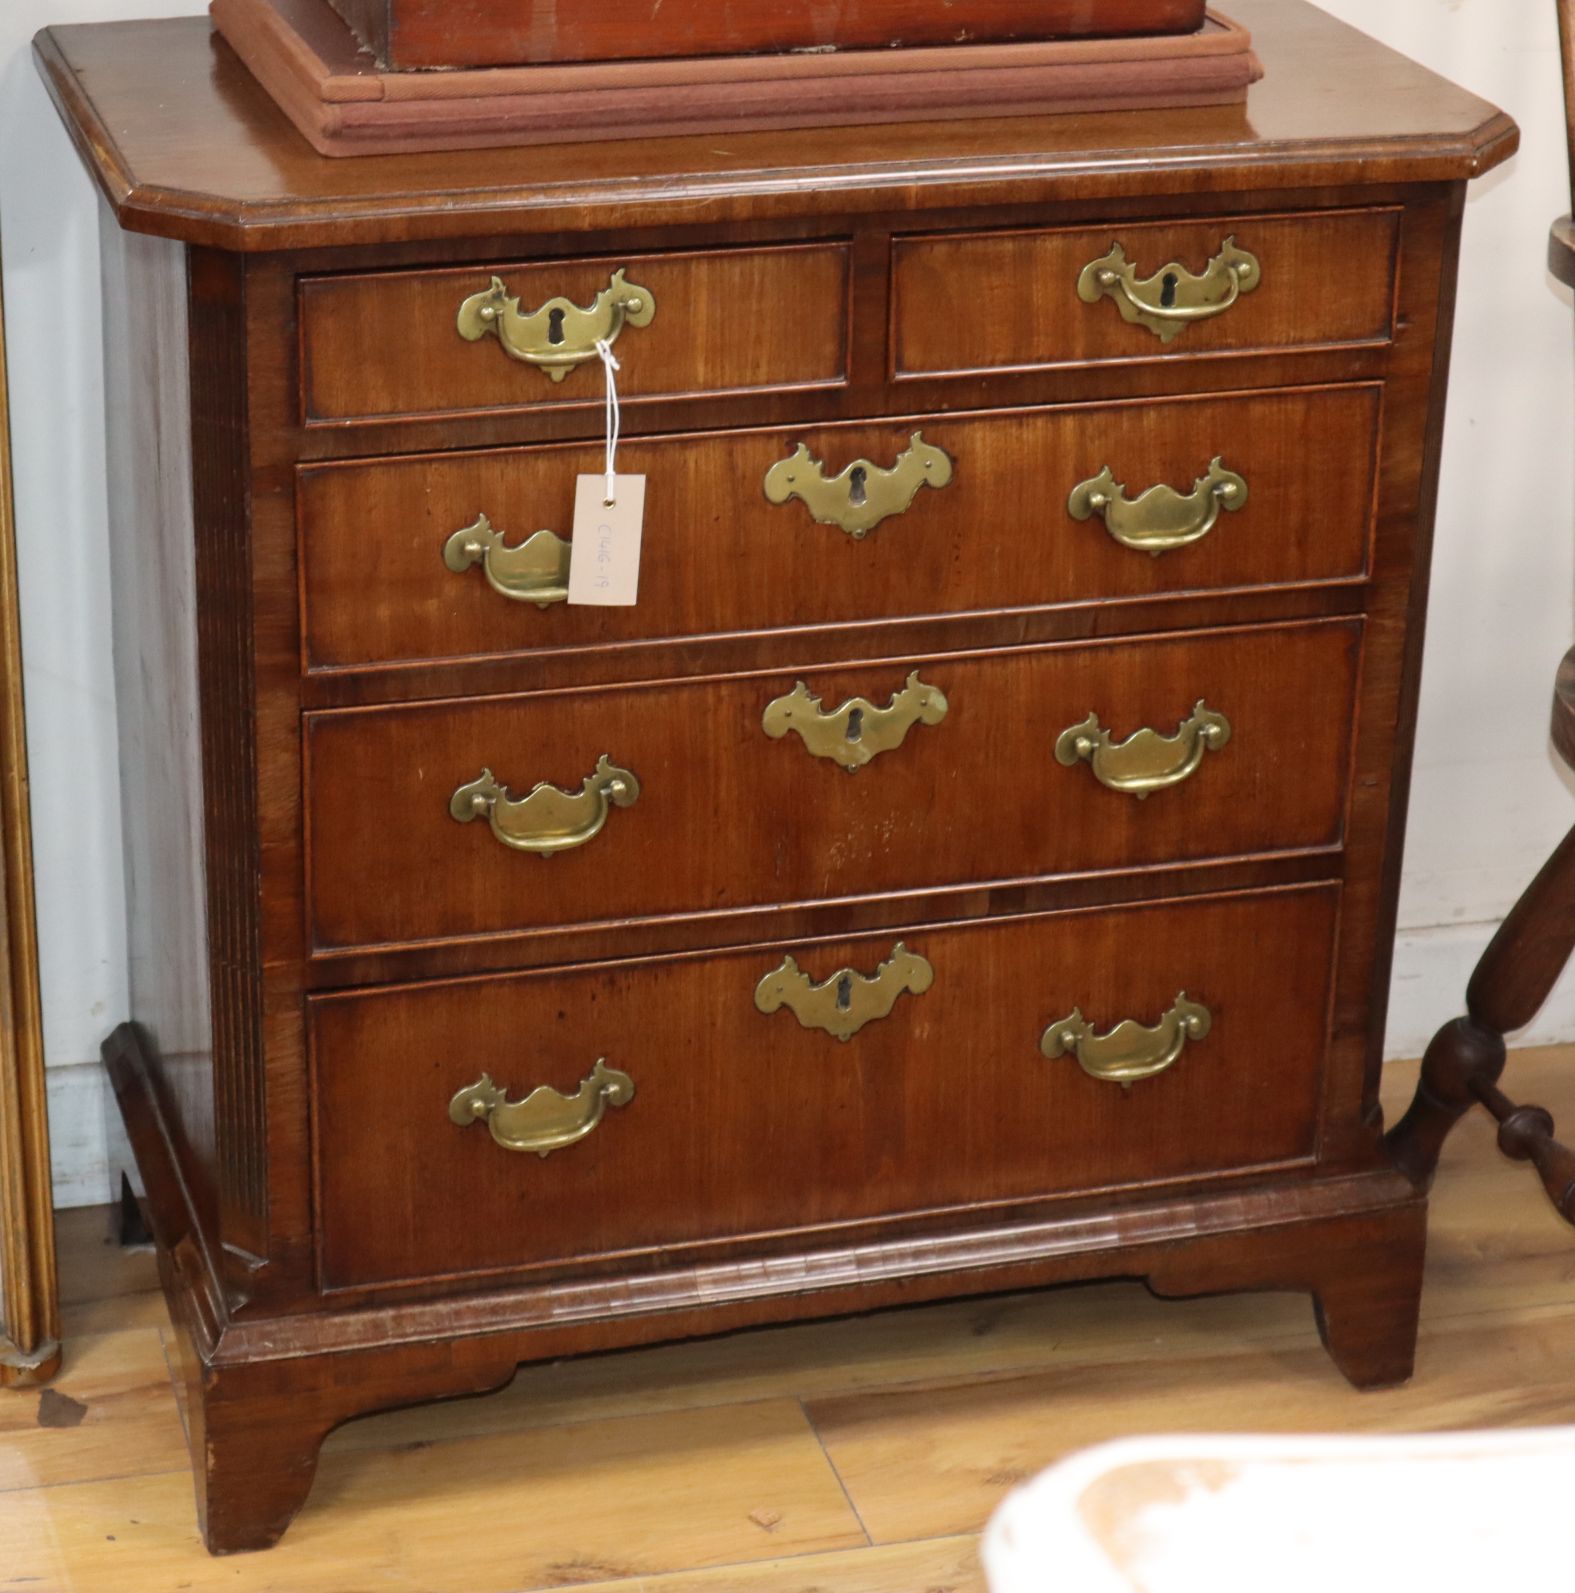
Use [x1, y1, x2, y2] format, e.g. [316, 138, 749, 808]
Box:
[35, 0, 1517, 253]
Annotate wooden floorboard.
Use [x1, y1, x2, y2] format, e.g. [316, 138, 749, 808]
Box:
[2, 1047, 1572, 1590]
[0, 1328, 188, 1493]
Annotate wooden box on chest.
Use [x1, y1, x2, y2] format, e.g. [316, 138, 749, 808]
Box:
[35, 0, 1516, 1555]
[325, 0, 1210, 71]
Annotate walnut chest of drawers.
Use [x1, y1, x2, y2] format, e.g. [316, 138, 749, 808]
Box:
[36, 0, 1517, 1554]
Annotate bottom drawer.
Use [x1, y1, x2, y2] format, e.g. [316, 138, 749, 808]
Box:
[311, 884, 1339, 1293]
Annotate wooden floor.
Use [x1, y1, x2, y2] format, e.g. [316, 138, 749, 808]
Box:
[4, 1049, 1575, 1591]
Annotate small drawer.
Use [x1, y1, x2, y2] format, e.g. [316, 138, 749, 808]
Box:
[304, 619, 1361, 955]
[298, 242, 851, 425]
[892, 209, 1401, 379]
[310, 883, 1339, 1292]
[298, 384, 1379, 673]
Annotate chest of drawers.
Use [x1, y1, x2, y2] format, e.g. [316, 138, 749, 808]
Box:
[37, 0, 1517, 1554]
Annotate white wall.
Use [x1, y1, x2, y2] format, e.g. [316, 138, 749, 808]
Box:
[1317, 0, 1575, 1050]
[1, 0, 209, 1205]
[1, 0, 1572, 1206]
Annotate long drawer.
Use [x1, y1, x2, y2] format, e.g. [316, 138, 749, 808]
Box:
[304, 619, 1361, 954]
[892, 209, 1401, 378]
[310, 884, 1339, 1292]
[299, 242, 851, 425]
[298, 385, 1379, 673]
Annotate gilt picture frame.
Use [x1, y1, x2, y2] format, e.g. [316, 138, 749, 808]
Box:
[0, 252, 58, 1388]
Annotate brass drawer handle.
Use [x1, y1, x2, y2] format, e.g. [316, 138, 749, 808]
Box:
[1077, 236, 1261, 343]
[449, 1060, 635, 1157]
[755, 942, 933, 1042]
[443, 514, 570, 608]
[456, 268, 656, 383]
[763, 430, 954, 539]
[762, 671, 948, 772]
[1041, 993, 1212, 1085]
[449, 755, 640, 854]
[1068, 458, 1248, 555]
[1055, 700, 1231, 799]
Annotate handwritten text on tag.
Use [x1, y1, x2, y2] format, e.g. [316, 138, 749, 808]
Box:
[567, 474, 645, 606]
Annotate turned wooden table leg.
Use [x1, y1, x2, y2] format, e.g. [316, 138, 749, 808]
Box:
[1385, 1016, 1506, 1190]
[1387, 817, 1575, 1221]
[1471, 1079, 1575, 1221]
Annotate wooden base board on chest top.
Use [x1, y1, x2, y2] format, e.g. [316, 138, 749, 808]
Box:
[211, 0, 1261, 157]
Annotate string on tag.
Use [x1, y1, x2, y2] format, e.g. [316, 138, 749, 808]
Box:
[595, 338, 621, 506]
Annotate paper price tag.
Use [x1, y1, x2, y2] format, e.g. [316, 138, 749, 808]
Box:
[567, 475, 645, 606]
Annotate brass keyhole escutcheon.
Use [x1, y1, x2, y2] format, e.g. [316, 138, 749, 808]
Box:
[762, 672, 947, 772]
[755, 943, 935, 1042]
[763, 431, 954, 538]
[456, 268, 657, 382]
[1077, 237, 1261, 343]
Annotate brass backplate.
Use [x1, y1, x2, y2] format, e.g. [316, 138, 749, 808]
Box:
[754, 942, 934, 1042]
[1055, 701, 1231, 799]
[449, 1060, 635, 1157]
[456, 268, 656, 381]
[1068, 458, 1248, 555]
[443, 513, 571, 607]
[763, 430, 953, 538]
[449, 755, 640, 853]
[762, 671, 948, 772]
[1041, 994, 1213, 1085]
[1077, 237, 1261, 343]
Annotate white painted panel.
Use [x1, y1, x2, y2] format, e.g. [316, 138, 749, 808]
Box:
[1381, 920, 1575, 1061]
[42, 1059, 113, 1209]
[3, 2, 1574, 1203]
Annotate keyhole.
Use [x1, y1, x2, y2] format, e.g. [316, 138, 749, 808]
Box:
[1160, 272, 1180, 310]
[836, 973, 853, 1011]
[845, 707, 865, 744]
[848, 466, 868, 507]
[547, 307, 567, 346]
